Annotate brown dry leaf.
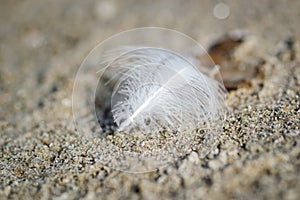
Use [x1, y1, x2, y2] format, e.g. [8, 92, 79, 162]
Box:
[200, 31, 263, 90]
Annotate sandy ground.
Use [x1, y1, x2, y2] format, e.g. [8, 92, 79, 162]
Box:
[0, 0, 300, 199]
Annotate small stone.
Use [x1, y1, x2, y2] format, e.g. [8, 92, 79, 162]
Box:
[188, 152, 200, 165]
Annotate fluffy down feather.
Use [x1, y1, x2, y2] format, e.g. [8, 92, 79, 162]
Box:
[100, 47, 226, 133]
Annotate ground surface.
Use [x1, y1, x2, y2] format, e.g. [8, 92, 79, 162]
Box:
[0, 0, 299, 199]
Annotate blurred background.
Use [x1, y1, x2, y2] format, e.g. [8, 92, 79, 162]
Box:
[1, 0, 299, 113]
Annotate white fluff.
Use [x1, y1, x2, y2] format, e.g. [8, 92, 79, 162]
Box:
[100, 47, 226, 133]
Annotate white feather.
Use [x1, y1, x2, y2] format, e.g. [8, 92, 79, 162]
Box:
[100, 47, 226, 134]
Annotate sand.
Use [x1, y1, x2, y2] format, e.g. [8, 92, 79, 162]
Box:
[0, 0, 299, 199]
